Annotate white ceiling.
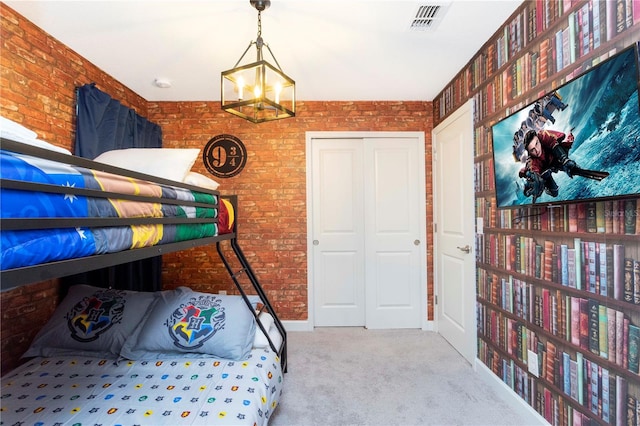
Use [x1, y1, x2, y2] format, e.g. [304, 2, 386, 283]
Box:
[5, 0, 522, 102]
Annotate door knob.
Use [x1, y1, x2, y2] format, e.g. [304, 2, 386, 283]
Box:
[313, 240, 319, 246]
[457, 245, 471, 254]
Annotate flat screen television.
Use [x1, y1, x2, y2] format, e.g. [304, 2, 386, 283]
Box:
[491, 43, 640, 209]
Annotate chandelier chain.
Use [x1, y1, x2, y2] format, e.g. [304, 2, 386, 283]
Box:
[257, 11, 262, 39]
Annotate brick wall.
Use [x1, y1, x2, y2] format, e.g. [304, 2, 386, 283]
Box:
[0, 281, 60, 374]
[150, 101, 434, 322]
[1, 4, 435, 374]
[0, 4, 150, 375]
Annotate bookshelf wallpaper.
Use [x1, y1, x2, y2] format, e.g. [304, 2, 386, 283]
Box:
[433, 1, 640, 425]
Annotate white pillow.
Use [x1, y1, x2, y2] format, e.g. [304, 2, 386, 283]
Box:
[0, 116, 71, 155]
[183, 171, 220, 190]
[22, 139, 72, 155]
[0, 116, 37, 140]
[269, 324, 283, 352]
[253, 312, 275, 349]
[93, 148, 199, 183]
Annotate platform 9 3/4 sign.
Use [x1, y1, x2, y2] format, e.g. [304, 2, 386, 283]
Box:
[203, 134, 247, 178]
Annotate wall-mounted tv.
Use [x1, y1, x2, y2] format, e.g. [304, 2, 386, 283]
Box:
[491, 43, 640, 209]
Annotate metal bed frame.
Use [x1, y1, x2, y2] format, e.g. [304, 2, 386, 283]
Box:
[0, 137, 287, 371]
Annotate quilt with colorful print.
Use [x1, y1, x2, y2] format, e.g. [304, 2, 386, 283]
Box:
[0, 350, 283, 425]
[0, 149, 228, 271]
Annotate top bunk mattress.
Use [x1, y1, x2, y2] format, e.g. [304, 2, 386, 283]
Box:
[0, 141, 235, 279]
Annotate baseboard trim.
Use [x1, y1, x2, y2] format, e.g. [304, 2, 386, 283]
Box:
[475, 359, 549, 425]
[422, 320, 435, 331]
[281, 320, 313, 332]
[282, 320, 435, 332]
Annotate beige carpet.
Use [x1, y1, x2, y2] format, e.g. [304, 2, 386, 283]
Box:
[269, 328, 541, 426]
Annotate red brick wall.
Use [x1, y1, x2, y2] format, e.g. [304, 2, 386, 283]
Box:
[150, 101, 434, 322]
[0, 4, 149, 375]
[0, 4, 435, 374]
[0, 282, 60, 374]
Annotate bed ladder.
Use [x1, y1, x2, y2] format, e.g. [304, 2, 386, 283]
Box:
[216, 239, 288, 373]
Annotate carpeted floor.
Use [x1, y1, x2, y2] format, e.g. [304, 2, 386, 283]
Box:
[269, 328, 542, 426]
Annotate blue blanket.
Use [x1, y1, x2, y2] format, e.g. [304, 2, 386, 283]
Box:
[1, 150, 218, 270]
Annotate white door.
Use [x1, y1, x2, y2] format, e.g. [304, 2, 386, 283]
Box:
[311, 138, 366, 326]
[433, 100, 477, 363]
[364, 138, 424, 329]
[309, 132, 426, 329]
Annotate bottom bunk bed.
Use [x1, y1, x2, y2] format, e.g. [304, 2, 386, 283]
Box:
[2, 351, 281, 426]
[0, 134, 287, 425]
[1, 285, 284, 426]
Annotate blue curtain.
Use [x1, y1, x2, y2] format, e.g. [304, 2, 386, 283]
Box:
[75, 83, 162, 157]
[65, 83, 163, 292]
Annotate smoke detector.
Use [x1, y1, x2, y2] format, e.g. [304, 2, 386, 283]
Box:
[410, 3, 451, 32]
[153, 78, 172, 89]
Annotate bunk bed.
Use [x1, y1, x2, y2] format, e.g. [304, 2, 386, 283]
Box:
[0, 135, 286, 426]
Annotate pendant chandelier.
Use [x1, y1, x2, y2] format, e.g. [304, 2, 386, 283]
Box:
[221, 0, 295, 123]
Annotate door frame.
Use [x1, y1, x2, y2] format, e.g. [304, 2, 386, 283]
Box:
[306, 131, 428, 330]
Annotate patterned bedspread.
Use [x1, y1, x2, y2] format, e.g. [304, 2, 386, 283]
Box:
[0, 150, 230, 271]
[0, 349, 283, 425]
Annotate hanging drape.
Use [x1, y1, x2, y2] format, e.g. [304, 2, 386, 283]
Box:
[74, 83, 162, 157]
[63, 83, 163, 292]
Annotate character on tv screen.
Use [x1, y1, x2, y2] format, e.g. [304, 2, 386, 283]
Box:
[519, 129, 576, 200]
[518, 128, 609, 203]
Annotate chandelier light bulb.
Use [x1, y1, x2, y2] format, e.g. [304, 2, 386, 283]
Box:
[274, 81, 282, 104]
[237, 75, 245, 100]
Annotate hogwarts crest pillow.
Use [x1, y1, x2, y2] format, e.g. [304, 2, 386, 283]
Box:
[120, 287, 257, 361]
[22, 284, 157, 359]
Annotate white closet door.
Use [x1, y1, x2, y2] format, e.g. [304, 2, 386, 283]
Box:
[364, 137, 424, 329]
[310, 133, 426, 329]
[311, 138, 366, 326]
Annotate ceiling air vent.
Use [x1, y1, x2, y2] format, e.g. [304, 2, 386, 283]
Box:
[410, 3, 450, 31]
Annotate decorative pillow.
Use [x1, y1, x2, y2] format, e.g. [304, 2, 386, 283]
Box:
[120, 287, 257, 361]
[22, 284, 157, 359]
[218, 198, 235, 234]
[183, 171, 220, 190]
[93, 148, 200, 183]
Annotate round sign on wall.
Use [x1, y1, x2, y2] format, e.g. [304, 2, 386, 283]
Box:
[202, 134, 247, 178]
